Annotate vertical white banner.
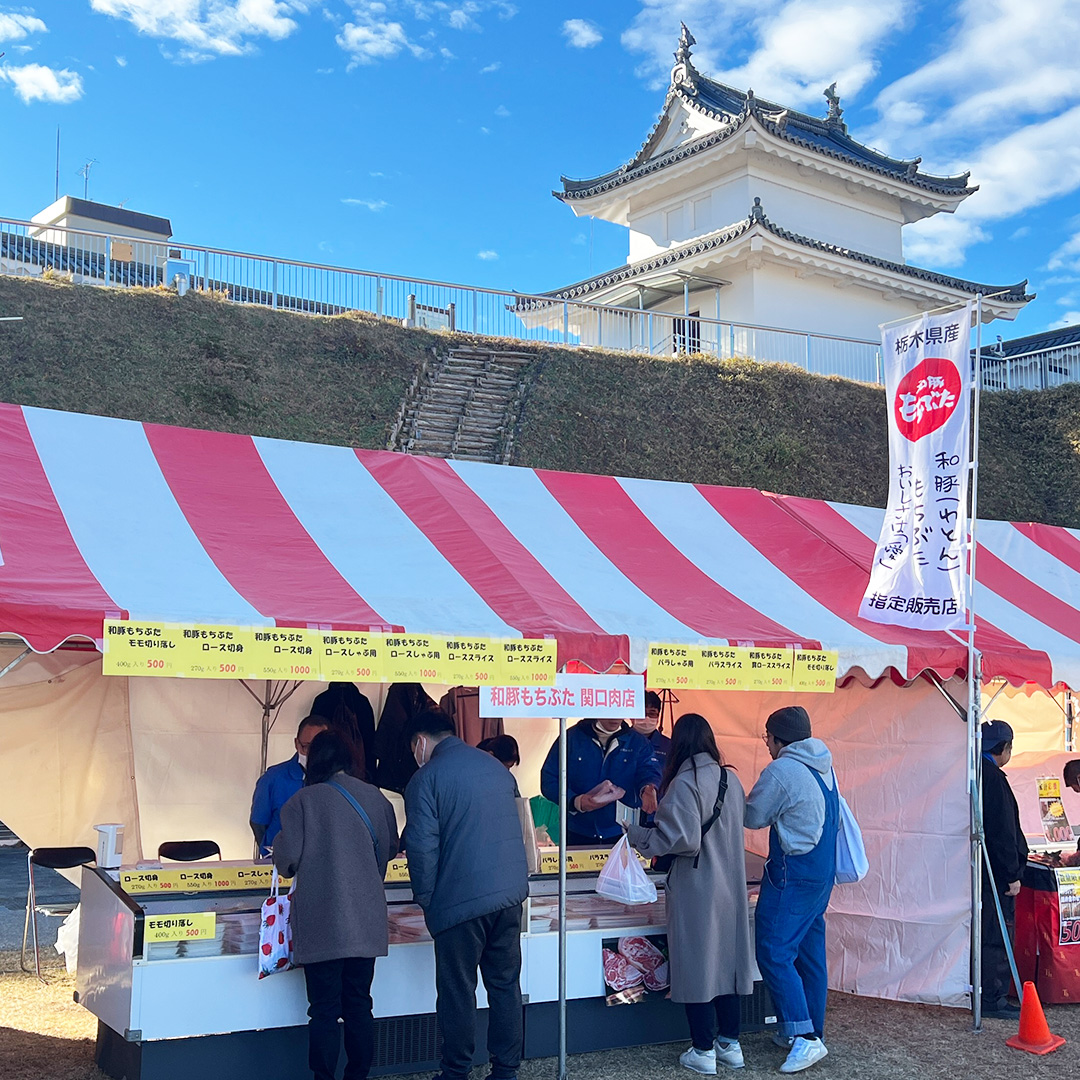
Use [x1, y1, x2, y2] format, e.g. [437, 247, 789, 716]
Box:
[860, 303, 973, 630]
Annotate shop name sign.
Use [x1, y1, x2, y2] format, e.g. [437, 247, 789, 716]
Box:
[479, 674, 646, 718]
[103, 620, 556, 685]
[647, 644, 837, 693]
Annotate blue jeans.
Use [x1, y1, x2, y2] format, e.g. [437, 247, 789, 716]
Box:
[754, 872, 832, 1039]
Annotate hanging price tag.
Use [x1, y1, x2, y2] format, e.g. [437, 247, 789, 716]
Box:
[103, 619, 188, 677]
[178, 625, 257, 679]
[646, 642, 702, 688]
[497, 639, 557, 686]
[144, 912, 217, 943]
[383, 634, 447, 683]
[248, 628, 323, 680]
[745, 648, 794, 692]
[443, 636, 502, 686]
[698, 646, 752, 691]
[791, 650, 837, 693]
[319, 631, 387, 682]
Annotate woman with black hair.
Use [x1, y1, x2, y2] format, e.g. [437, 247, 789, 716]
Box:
[625, 713, 754, 1074]
[274, 730, 399, 1080]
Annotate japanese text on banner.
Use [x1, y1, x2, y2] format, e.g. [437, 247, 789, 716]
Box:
[383, 634, 447, 683]
[479, 674, 644, 718]
[861, 304, 972, 630]
[498, 639, 557, 686]
[249, 628, 322, 680]
[746, 648, 794, 692]
[180, 625, 256, 679]
[144, 912, 217, 942]
[444, 636, 501, 687]
[319, 631, 386, 682]
[103, 619, 188, 677]
[646, 643, 702, 688]
[791, 651, 839, 694]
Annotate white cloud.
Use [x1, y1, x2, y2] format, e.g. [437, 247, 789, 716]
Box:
[439, 45, 455, 58]
[0, 12, 48, 40]
[479, 60, 500, 73]
[342, 197, 389, 210]
[89, 0, 307, 59]
[477, 249, 498, 259]
[1051, 311, 1080, 329]
[0, 63, 83, 104]
[621, 0, 908, 104]
[337, 19, 423, 67]
[494, 103, 509, 116]
[562, 18, 601, 48]
[1049, 232, 1080, 273]
[479, 125, 490, 134]
[115, 55, 127, 66]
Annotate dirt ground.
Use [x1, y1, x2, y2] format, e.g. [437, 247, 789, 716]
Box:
[3, 951, 1079, 1080]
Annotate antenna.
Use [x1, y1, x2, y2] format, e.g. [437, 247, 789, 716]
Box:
[76, 159, 97, 201]
[55, 127, 60, 202]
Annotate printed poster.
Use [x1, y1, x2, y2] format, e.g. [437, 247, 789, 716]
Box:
[1038, 777, 1074, 844]
[860, 303, 973, 630]
[1055, 868, 1080, 946]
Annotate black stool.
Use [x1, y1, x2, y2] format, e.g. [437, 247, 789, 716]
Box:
[22, 846, 96, 981]
[157, 840, 222, 862]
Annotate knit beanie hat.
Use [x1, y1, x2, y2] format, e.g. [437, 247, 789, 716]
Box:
[766, 705, 812, 744]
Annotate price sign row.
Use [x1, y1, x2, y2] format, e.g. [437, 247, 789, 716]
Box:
[103, 621, 558, 686]
[647, 644, 838, 693]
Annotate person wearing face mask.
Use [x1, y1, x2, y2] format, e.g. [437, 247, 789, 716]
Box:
[403, 711, 528, 1080]
[250, 714, 329, 856]
[540, 711, 662, 848]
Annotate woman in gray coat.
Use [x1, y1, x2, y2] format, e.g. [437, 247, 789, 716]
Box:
[274, 730, 399, 1080]
[626, 713, 755, 1074]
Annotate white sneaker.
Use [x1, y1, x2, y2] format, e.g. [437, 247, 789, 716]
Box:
[679, 1046, 717, 1075]
[713, 1039, 745, 1070]
[779, 1037, 828, 1074]
[771, 1032, 795, 1049]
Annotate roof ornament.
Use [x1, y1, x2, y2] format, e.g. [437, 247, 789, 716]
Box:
[750, 196, 766, 223]
[671, 22, 698, 95]
[823, 82, 847, 132]
[904, 156, 923, 179]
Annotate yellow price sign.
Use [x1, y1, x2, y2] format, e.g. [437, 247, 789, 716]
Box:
[746, 648, 794, 692]
[249, 628, 322, 680]
[498, 639, 557, 686]
[144, 912, 217, 943]
[383, 634, 446, 683]
[178, 625, 256, 679]
[103, 619, 189, 677]
[384, 858, 409, 883]
[119, 864, 289, 895]
[1039, 777, 1063, 800]
[698, 646, 751, 691]
[538, 848, 649, 875]
[646, 642, 702, 688]
[319, 631, 387, 682]
[443, 636, 502, 687]
[791, 650, 838, 694]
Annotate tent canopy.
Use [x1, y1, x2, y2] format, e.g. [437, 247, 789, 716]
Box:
[2, 401, 1079, 689]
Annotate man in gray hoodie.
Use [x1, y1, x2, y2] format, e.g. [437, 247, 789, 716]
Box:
[745, 706, 838, 1074]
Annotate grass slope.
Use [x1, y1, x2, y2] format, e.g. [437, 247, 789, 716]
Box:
[1, 276, 1078, 527]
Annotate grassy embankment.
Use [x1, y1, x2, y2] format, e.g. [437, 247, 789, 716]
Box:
[1, 275, 1078, 527]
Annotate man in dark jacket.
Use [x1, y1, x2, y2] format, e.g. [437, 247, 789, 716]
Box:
[540, 716, 661, 846]
[403, 711, 528, 1080]
[633, 692, 669, 825]
[981, 719, 1028, 1019]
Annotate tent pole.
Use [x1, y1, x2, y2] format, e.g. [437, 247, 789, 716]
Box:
[558, 715, 568, 1080]
[0, 647, 31, 682]
[968, 294, 984, 1031]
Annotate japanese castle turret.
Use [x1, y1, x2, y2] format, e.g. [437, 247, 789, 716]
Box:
[535, 25, 1031, 362]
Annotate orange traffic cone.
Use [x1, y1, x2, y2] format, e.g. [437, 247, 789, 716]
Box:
[1005, 982, 1066, 1055]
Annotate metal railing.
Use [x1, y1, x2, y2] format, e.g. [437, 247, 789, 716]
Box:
[981, 342, 1080, 392]
[0, 215, 891, 381]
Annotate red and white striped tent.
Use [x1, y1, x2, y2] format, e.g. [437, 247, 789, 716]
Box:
[0, 401, 1076, 1007]
[2, 401, 1079, 688]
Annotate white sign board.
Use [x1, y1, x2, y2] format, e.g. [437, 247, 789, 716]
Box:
[479, 674, 645, 718]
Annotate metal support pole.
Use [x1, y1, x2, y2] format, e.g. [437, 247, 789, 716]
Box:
[104, 236, 111, 286]
[0, 646, 32, 682]
[563, 302, 569, 346]
[558, 715, 568, 1080]
[969, 294, 984, 1030]
[272, 262, 278, 310]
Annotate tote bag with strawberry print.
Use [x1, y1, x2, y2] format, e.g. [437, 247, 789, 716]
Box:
[258, 868, 294, 978]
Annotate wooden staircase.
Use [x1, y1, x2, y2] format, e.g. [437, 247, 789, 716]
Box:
[388, 347, 536, 464]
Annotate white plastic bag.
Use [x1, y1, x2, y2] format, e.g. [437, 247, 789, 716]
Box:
[596, 835, 657, 905]
[258, 868, 294, 978]
[835, 791, 869, 884]
[54, 904, 80, 974]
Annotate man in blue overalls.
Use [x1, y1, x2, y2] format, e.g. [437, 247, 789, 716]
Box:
[746, 706, 838, 1074]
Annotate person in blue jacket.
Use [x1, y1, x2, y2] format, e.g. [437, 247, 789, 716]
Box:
[633, 691, 670, 826]
[540, 715, 661, 846]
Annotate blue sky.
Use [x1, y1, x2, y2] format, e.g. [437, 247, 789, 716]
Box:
[1, 0, 1079, 339]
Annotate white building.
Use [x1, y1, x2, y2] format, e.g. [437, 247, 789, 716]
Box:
[532, 26, 1030, 365]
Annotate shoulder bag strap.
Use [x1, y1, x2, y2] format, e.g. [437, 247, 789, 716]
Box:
[327, 781, 382, 864]
[692, 765, 730, 869]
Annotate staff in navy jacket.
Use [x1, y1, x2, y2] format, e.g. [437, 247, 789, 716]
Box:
[633, 691, 670, 826]
[540, 716, 662, 846]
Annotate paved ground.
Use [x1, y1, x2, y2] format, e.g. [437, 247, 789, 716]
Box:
[0, 844, 80, 954]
